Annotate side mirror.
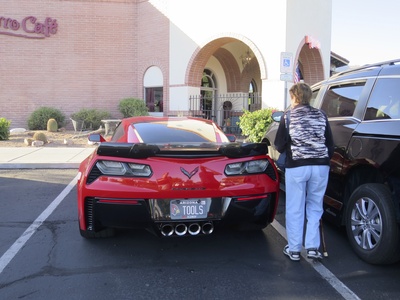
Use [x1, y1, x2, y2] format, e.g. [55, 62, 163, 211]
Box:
[88, 133, 106, 143]
[226, 134, 236, 142]
[271, 111, 284, 122]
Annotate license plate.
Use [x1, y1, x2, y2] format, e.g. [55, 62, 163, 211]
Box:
[170, 199, 210, 220]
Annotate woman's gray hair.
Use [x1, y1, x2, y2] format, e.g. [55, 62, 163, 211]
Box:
[289, 83, 312, 105]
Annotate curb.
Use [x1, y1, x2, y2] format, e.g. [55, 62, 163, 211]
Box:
[0, 163, 81, 169]
[0, 147, 95, 169]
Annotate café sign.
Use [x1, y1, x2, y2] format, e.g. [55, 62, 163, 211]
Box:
[0, 15, 58, 39]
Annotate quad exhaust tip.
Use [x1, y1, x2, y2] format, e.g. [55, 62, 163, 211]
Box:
[160, 224, 174, 236]
[160, 222, 214, 236]
[202, 222, 214, 235]
[188, 223, 201, 235]
[174, 223, 188, 236]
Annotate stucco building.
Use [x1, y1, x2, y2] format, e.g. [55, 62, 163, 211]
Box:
[0, 0, 333, 129]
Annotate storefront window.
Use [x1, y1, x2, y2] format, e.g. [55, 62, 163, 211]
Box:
[145, 87, 163, 112]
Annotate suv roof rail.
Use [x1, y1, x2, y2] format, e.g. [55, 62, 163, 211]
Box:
[363, 58, 400, 68]
[335, 58, 400, 77]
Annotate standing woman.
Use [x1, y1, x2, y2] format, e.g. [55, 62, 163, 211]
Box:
[274, 83, 334, 261]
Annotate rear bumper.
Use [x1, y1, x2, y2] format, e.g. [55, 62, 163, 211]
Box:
[81, 193, 278, 236]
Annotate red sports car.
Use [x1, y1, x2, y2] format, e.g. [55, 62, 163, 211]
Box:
[77, 116, 280, 238]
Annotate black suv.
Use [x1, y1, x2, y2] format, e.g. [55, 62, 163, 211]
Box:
[264, 60, 400, 264]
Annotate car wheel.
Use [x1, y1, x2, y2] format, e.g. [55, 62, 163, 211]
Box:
[345, 183, 400, 264]
[80, 227, 115, 239]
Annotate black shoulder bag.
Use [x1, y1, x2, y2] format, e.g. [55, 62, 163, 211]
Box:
[276, 110, 291, 171]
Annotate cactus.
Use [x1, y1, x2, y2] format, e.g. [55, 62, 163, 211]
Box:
[32, 132, 48, 144]
[47, 118, 58, 132]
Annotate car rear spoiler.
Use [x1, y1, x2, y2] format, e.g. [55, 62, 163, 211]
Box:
[96, 142, 268, 159]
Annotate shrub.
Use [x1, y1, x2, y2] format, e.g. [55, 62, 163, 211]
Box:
[28, 107, 65, 130]
[239, 108, 277, 142]
[118, 98, 149, 117]
[70, 108, 111, 130]
[32, 132, 48, 143]
[47, 118, 58, 132]
[0, 117, 11, 140]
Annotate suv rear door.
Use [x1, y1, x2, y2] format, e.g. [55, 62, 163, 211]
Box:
[318, 79, 374, 218]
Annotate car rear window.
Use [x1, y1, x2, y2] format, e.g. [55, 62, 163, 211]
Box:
[133, 120, 219, 143]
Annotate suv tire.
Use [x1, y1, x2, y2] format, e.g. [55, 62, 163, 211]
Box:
[345, 183, 400, 264]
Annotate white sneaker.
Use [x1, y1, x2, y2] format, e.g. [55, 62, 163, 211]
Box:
[283, 245, 300, 261]
[307, 248, 323, 260]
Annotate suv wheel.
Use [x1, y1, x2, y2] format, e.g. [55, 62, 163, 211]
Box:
[345, 183, 400, 264]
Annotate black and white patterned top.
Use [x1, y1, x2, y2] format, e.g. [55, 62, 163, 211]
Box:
[274, 105, 334, 168]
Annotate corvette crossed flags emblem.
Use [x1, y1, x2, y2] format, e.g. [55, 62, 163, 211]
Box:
[180, 167, 199, 179]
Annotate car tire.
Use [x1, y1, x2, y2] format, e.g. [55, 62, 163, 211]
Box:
[345, 183, 400, 264]
[80, 227, 115, 239]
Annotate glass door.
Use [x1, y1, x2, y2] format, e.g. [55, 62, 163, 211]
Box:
[201, 69, 217, 121]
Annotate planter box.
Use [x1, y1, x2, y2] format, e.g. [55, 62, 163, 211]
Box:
[71, 118, 85, 132]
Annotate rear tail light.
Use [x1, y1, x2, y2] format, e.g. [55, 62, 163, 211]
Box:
[87, 160, 153, 184]
[225, 159, 269, 175]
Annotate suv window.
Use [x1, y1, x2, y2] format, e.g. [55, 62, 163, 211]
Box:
[364, 78, 400, 120]
[320, 82, 365, 118]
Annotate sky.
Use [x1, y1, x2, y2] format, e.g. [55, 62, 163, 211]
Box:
[331, 0, 400, 66]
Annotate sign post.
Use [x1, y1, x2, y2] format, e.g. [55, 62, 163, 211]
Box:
[280, 52, 294, 108]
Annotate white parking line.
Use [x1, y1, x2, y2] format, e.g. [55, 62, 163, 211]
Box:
[271, 220, 361, 300]
[0, 173, 79, 274]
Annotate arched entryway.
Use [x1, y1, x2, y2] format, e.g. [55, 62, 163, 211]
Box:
[294, 37, 325, 86]
[184, 36, 265, 130]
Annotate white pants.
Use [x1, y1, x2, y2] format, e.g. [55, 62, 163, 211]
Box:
[285, 165, 329, 252]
